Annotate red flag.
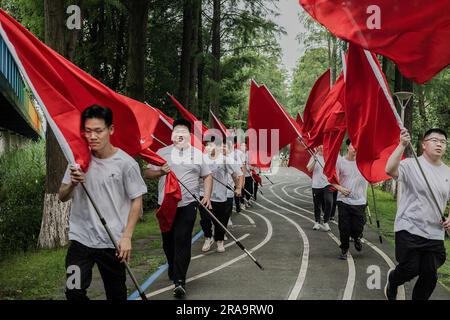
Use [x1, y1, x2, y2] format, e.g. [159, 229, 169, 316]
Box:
[139, 149, 182, 232]
[301, 69, 331, 142]
[307, 73, 345, 148]
[0, 9, 182, 232]
[345, 43, 400, 183]
[251, 169, 262, 185]
[210, 110, 231, 138]
[288, 113, 313, 178]
[148, 106, 174, 151]
[248, 80, 301, 169]
[168, 93, 208, 135]
[322, 107, 346, 185]
[299, 0, 450, 84]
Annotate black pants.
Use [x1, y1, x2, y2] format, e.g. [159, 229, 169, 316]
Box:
[390, 230, 446, 300]
[312, 186, 334, 223]
[162, 202, 197, 284]
[330, 190, 338, 219]
[235, 194, 242, 212]
[65, 240, 126, 300]
[337, 201, 366, 250]
[226, 197, 234, 219]
[253, 181, 259, 200]
[244, 176, 254, 201]
[199, 200, 230, 241]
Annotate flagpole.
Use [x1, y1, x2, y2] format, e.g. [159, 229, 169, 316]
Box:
[364, 50, 448, 227]
[371, 184, 383, 244]
[0, 27, 149, 300]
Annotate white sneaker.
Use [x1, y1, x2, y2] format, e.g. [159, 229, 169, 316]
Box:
[313, 222, 321, 230]
[227, 218, 233, 227]
[202, 237, 213, 252]
[224, 234, 228, 241]
[322, 223, 331, 232]
[217, 241, 225, 253]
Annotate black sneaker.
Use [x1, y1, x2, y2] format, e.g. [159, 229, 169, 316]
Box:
[384, 269, 398, 300]
[339, 249, 348, 260]
[173, 281, 186, 298]
[354, 238, 363, 252]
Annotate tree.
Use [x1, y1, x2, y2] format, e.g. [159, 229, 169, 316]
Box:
[121, 0, 149, 101]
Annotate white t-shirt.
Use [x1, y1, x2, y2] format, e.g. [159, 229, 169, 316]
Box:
[147, 145, 211, 207]
[244, 151, 252, 177]
[200, 154, 242, 202]
[395, 156, 450, 240]
[227, 152, 243, 198]
[62, 149, 147, 249]
[307, 155, 329, 189]
[336, 156, 369, 205]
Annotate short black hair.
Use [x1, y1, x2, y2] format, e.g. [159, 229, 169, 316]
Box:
[81, 104, 112, 130]
[346, 138, 351, 146]
[423, 128, 447, 140]
[173, 118, 192, 133]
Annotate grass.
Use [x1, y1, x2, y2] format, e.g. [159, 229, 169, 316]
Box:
[367, 187, 450, 291]
[0, 210, 167, 300]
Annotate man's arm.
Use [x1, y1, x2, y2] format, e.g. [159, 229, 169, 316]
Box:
[144, 163, 171, 179]
[117, 196, 143, 263]
[201, 174, 213, 209]
[386, 128, 410, 179]
[58, 166, 85, 202]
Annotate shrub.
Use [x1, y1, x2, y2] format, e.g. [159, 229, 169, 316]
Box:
[0, 140, 45, 260]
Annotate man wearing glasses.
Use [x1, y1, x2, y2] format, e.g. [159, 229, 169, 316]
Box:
[59, 105, 147, 300]
[385, 128, 450, 300]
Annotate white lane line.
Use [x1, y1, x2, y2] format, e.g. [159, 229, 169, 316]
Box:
[283, 182, 406, 300]
[191, 234, 250, 260]
[145, 210, 273, 298]
[259, 188, 355, 300]
[247, 205, 309, 301]
[238, 212, 255, 225]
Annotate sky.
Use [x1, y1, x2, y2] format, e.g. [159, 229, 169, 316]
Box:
[269, 0, 307, 79]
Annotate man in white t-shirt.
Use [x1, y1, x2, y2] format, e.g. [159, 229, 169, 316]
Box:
[385, 128, 450, 300]
[307, 146, 333, 231]
[332, 139, 369, 260]
[59, 105, 147, 300]
[144, 119, 213, 298]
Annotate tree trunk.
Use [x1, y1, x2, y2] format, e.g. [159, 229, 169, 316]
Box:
[111, 7, 127, 92]
[197, 1, 205, 120]
[179, 0, 194, 108]
[38, 0, 71, 248]
[189, 0, 201, 116]
[122, 0, 149, 101]
[210, 0, 221, 119]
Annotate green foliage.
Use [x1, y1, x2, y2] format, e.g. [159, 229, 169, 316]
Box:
[0, 140, 46, 260]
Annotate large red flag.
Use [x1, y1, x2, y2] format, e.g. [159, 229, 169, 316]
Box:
[307, 73, 345, 148]
[248, 80, 301, 169]
[210, 110, 231, 138]
[167, 93, 208, 135]
[345, 43, 400, 183]
[301, 69, 331, 143]
[288, 113, 312, 178]
[0, 9, 181, 232]
[299, 0, 450, 84]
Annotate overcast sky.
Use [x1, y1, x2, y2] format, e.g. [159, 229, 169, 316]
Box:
[269, 0, 307, 79]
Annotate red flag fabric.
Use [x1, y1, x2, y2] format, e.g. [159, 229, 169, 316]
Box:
[251, 169, 262, 185]
[288, 113, 313, 178]
[322, 107, 346, 185]
[210, 110, 231, 138]
[168, 93, 208, 135]
[248, 80, 301, 169]
[301, 69, 331, 142]
[298, 0, 450, 84]
[345, 43, 400, 183]
[0, 9, 182, 232]
[307, 73, 345, 148]
[139, 149, 182, 232]
[149, 106, 174, 151]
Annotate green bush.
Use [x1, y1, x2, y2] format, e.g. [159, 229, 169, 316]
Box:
[0, 140, 45, 260]
[137, 158, 159, 212]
